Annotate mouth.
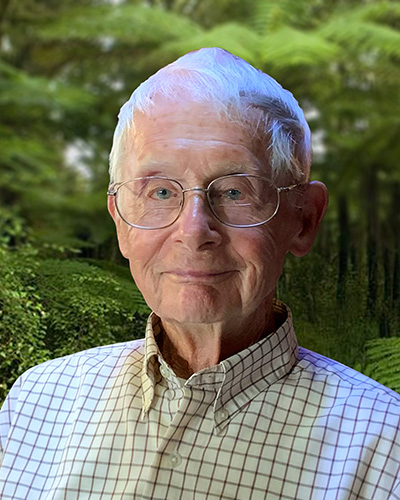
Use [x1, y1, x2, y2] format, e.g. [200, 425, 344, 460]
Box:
[164, 270, 236, 283]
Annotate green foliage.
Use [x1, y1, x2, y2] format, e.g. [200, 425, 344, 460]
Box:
[0, 245, 49, 401]
[0, 207, 31, 247]
[1, 0, 400, 402]
[0, 238, 150, 402]
[259, 27, 339, 67]
[35, 258, 150, 359]
[358, 338, 400, 393]
[146, 22, 259, 67]
[278, 250, 379, 367]
[0, 54, 100, 249]
[38, 4, 201, 45]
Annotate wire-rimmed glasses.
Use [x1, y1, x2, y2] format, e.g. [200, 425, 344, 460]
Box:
[107, 174, 302, 229]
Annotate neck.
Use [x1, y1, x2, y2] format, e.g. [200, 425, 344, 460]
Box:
[158, 302, 277, 379]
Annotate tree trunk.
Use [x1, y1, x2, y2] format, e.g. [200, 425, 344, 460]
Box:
[380, 246, 391, 337]
[365, 166, 379, 316]
[337, 195, 349, 307]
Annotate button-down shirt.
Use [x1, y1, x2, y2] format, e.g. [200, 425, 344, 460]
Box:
[1, 301, 400, 499]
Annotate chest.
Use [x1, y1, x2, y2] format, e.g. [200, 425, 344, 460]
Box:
[2, 383, 392, 500]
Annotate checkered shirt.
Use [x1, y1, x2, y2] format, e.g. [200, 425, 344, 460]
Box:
[1, 301, 400, 500]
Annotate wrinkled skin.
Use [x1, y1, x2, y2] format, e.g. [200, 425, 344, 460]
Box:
[108, 97, 328, 376]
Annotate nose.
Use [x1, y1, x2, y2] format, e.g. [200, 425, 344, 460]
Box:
[173, 189, 222, 249]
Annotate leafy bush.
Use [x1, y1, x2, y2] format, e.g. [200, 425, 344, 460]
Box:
[358, 338, 400, 393]
[0, 246, 49, 401]
[277, 251, 380, 367]
[36, 258, 150, 357]
[0, 246, 150, 402]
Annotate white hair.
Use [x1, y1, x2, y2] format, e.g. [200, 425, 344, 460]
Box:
[109, 47, 311, 184]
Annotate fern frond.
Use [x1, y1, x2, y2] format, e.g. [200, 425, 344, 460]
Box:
[318, 18, 400, 58]
[0, 133, 59, 176]
[0, 59, 93, 111]
[345, 1, 400, 25]
[362, 337, 400, 393]
[141, 22, 260, 69]
[38, 5, 201, 45]
[260, 27, 338, 68]
[251, 0, 312, 34]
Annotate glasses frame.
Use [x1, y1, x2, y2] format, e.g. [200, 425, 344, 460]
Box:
[107, 174, 302, 230]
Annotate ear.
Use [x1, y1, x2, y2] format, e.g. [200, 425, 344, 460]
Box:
[107, 195, 130, 259]
[289, 181, 328, 257]
[107, 194, 117, 221]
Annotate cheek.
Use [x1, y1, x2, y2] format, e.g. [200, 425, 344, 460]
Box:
[236, 230, 287, 290]
[124, 230, 161, 290]
[115, 221, 131, 259]
[124, 229, 181, 312]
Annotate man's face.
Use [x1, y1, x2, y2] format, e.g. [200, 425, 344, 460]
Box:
[110, 97, 305, 328]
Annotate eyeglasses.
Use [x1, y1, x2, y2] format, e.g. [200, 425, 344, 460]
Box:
[107, 174, 302, 229]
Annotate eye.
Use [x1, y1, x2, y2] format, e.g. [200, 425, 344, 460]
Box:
[153, 187, 173, 200]
[224, 188, 243, 201]
[145, 180, 180, 203]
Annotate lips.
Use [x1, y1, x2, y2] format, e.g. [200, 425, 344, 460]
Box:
[163, 269, 236, 283]
[171, 270, 230, 277]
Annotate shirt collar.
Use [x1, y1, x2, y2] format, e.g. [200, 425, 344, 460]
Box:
[141, 300, 298, 421]
[141, 314, 163, 414]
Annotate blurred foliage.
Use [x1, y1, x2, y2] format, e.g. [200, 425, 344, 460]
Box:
[1, 0, 400, 397]
[0, 210, 150, 401]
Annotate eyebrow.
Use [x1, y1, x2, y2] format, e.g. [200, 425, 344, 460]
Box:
[217, 162, 261, 175]
[133, 161, 173, 178]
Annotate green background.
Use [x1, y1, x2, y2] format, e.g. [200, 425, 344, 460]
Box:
[1, 0, 400, 401]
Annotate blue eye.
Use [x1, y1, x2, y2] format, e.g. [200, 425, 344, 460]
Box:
[155, 188, 172, 200]
[225, 188, 242, 201]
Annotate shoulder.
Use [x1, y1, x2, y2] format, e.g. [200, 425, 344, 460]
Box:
[21, 338, 144, 382]
[0, 339, 145, 425]
[296, 346, 400, 410]
[0, 338, 146, 462]
[20, 338, 145, 393]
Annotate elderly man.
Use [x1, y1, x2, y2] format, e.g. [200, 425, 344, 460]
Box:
[1, 48, 399, 500]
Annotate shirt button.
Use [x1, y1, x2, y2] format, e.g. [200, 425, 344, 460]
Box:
[216, 408, 229, 422]
[169, 451, 182, 468]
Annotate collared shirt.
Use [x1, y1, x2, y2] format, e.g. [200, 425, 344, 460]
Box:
[1, 301, 400, 500]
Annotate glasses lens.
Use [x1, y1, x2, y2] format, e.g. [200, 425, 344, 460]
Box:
[209, 175, 279, 226]
[115, 178, 182, 228]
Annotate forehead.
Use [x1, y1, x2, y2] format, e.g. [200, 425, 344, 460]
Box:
[126, 97, 267, 178]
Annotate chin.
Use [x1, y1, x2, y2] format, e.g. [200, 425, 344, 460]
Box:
[161, 311, 225, 326]
[139, 277, 244, 324]
[155, 292, 233, 326]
